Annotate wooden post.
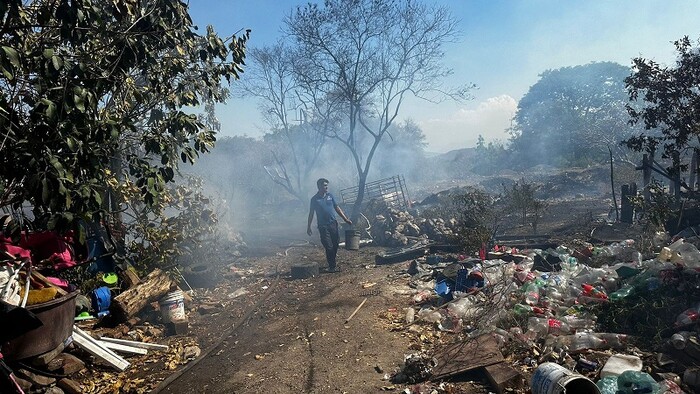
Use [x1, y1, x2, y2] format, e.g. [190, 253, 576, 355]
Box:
[642, 153, 651, 202]
[690, 149, 698, 192]
[620, 183, 635, 224]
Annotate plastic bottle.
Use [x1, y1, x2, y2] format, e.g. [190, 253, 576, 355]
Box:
[527, 317, 571, 336]
[550, 332, 606, 351]
[675, 305, 700, 327]
[521, 282, 540, 305]
[405, 307, 415, 324]
[562, 315, 596, 330]
[609, 286, 634, 301]
[582, 283, 608, 299]
[570, 332, 606, 351]
[596, 333, 628, 349]
[513, 303, 548, 316]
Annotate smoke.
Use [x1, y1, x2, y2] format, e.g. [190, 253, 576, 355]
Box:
[418, 95, 517, 153]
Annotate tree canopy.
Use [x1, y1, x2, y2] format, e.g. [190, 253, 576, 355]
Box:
[509, 62, 638, 167]
[625, 36, 700, 175]
[0, 0, 248, 229]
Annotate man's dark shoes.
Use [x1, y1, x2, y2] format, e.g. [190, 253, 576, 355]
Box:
[327, 266, 339, 273]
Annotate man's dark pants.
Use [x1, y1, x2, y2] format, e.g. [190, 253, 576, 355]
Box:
[319, 221, 339, 269]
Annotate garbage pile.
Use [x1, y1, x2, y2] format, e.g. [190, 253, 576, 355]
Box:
[365, 199, 459, 246]
[397, 236, 700, 393]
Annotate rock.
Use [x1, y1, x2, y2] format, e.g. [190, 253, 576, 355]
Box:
[16, 368, 56, 387]
[13, 376, 32, 392]
[168, 317, 189, 335]
[198, 304, 220, 315]
[58, 378, 83, 394]
[182, 345, 201, 360]
[59, 353, 86, 375]
[45, 386, 65, 394]
[32, 341, 66, 367]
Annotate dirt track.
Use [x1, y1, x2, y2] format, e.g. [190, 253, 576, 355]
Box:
[160, 246, 428, 394]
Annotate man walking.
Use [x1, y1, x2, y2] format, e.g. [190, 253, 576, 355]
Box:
[307, 178, 352, 272]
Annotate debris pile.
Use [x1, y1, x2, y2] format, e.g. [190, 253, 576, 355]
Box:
[366, 200, 459, 246]
[387, 235, 700, 393]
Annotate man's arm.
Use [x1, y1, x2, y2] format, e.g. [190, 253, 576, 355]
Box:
[335, 205, 352, 225]
[307, 205, 315, 236]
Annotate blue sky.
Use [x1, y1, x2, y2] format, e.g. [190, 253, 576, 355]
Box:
[189, 0, 700, 153]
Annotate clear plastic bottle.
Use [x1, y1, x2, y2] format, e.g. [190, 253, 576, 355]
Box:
[528, 317, 571, 336]
[570, 332, 606, 351]
[562, 315, 596, 330]
[596, 333, 628, 348]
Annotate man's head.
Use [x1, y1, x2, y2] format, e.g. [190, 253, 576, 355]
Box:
[317, 178, 329, 192]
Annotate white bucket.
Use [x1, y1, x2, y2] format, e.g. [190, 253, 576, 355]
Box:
[531, 362, 601, 394]
[159, 290, 185, 323]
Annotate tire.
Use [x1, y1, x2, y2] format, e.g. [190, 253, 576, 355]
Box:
[182, 264, 218, 288]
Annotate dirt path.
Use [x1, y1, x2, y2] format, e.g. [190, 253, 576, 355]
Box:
[161, 247, 415, 393]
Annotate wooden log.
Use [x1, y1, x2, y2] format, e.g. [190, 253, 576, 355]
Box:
[110, 268, 174, 321]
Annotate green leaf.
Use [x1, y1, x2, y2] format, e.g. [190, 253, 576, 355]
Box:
[41, 178, 49, 203]
[43, 48, 54, 58]
[52, 55, 63, 70]
[74, 93, 85, 112]
[2, 46, 19, 67]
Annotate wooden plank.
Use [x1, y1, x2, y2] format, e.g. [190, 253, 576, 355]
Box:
[72, 327, 129, 371]
[31, 271, 68, 296]
[98, 336, 169, 351]
[98, 340, 148, 355]
[430, 334, 504, 381]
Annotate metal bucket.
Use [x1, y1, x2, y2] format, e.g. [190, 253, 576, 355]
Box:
[531, 362, 600, 394]
[2, 290, 79, 360]
[345, 230, 360, 250]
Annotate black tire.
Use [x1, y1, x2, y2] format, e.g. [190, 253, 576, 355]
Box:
[182, 264, 218, 288]
[290, 262, 319, 279]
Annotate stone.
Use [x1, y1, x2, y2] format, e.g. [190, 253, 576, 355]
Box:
[45, 386, 65, 394]
[58, 378, 83, 394]
[60, 353, 86, 375]
[32, 341, 66, 367]
[16, 368, 56, 387]
[168, 317, 189, 335]
[13, 376, 32, 392]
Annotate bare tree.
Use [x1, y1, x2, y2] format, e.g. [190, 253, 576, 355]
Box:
[237, 42, 333, 202]
[286, 0, 472, 219]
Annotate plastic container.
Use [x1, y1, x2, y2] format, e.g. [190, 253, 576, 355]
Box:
[159, 290, 186, 323]
[344, 229, 360, 250]
[91, 286, 112, 313]
[600, 354, 643, 378]
[531, 362, 601, 394]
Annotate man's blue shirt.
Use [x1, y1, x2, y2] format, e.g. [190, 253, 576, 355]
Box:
[310, 192, 338, 228]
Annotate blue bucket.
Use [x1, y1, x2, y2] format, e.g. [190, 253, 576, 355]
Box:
[91, 286, 112, 313]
